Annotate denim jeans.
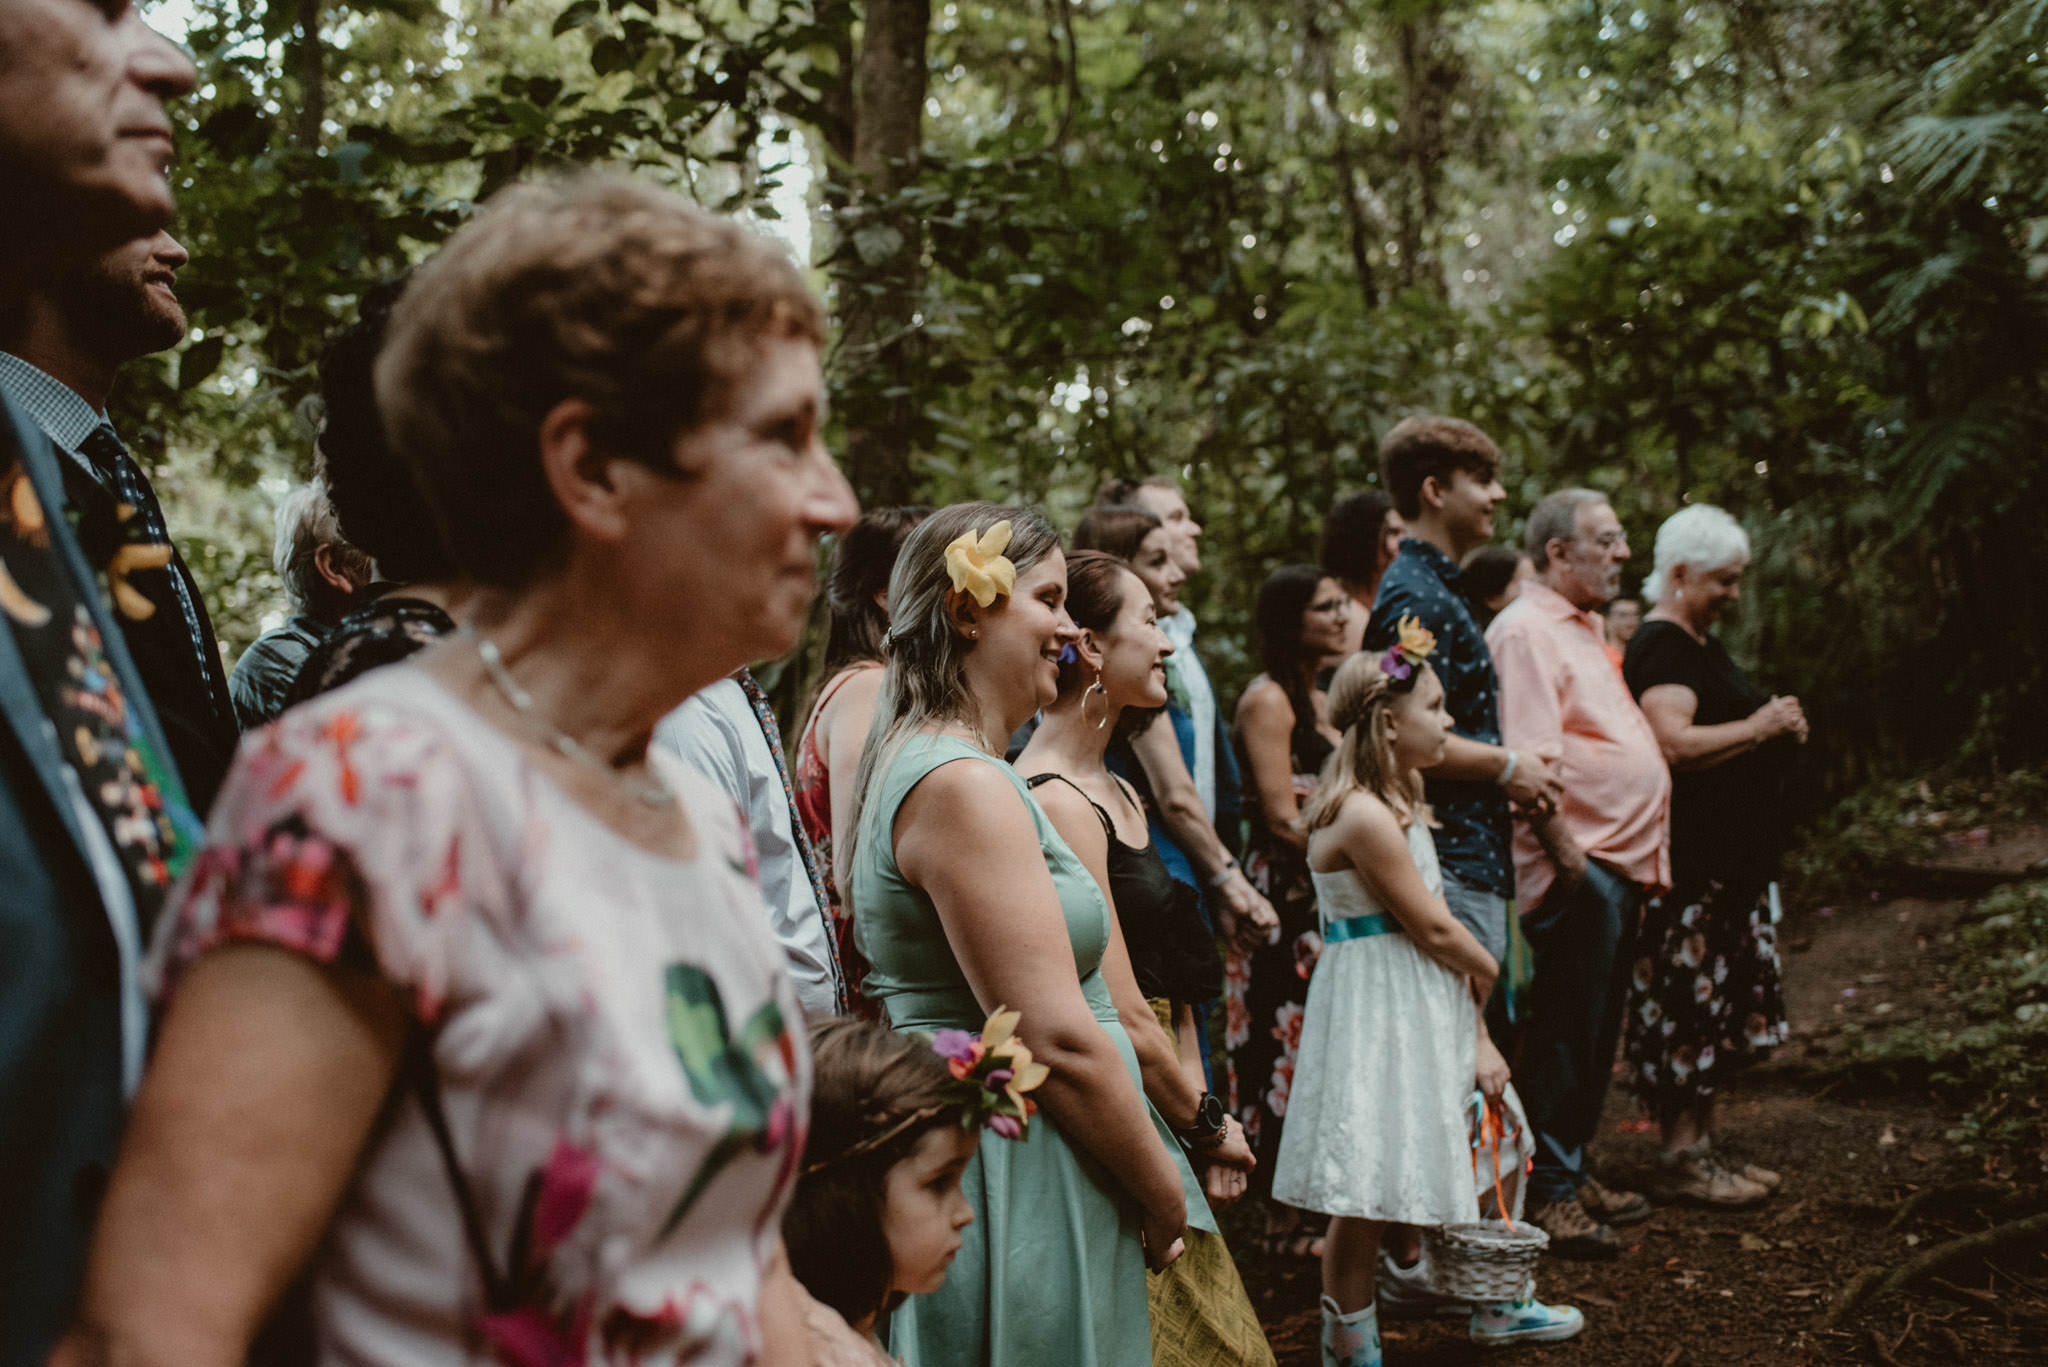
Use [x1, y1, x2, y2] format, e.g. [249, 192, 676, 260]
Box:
[1442, 868, 1509, 967]
[1516, 859, 1643, 1205]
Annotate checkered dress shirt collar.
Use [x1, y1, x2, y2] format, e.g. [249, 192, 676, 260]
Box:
[0, 352, 105, 477]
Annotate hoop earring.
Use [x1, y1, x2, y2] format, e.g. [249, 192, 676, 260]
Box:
[1084, 680, 1110, 731]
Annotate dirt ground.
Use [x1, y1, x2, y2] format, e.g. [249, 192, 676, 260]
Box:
[1230, 823, 2048, 1366]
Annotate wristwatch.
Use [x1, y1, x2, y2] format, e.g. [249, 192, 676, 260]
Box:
[1174, 1091, 1229, 1147]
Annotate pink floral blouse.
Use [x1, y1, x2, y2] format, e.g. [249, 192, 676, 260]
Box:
[151, 667, 809, 1366]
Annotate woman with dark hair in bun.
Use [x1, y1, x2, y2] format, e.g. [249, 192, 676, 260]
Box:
[285, 271, 472, 708]
[1015, 549, 1271, 1367]
[1073, 505, 1279, 970]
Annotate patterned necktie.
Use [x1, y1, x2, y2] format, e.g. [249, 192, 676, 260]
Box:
[76, 423, 223, 714]
[736, 669, 847, 1013]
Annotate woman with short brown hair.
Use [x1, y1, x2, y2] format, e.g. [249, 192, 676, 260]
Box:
[55, 174, 860, 1367]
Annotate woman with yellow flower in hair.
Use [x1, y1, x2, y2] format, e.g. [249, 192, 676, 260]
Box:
[1273, 636, 1582, 1366]
[844, 503, 1205, 1367]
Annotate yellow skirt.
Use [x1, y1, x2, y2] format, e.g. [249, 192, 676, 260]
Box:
[1149, 1228, 1275, 1367]
[1145, 997, 1276, 1367]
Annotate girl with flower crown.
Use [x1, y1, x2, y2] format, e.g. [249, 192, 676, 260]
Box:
[1272, 632, 1584, 1366]
[843, 503, 1205, 1367]
[786, 1012, 1048, 1365]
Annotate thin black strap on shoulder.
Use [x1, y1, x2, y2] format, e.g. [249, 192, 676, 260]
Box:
[1107, 772, 1147, 824]
[1024, 771, 1116, 844]
[406, 1024, 517, 1314]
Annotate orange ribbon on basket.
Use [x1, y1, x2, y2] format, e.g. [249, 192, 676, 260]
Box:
[1470, 1095, 1516, 1232]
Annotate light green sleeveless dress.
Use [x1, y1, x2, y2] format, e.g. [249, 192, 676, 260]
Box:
[850, 735, 1217, 1367]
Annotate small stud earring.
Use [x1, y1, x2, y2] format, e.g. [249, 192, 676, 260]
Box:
[969, 629, 979, 639]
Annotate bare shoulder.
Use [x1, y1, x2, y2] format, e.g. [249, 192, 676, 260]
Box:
[830, 665, 887, 714]
[818, 666, 886, 752]
[1331, 789, 1413, 862]
[1236, 675, 1292, 728]
[1025, 773, 1110, 861]
[894, 752, 1038, 877]
[900, 751, 1026, 819]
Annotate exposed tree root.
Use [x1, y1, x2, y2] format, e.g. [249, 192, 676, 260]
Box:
[1829, 1210, 2048, 1328]
[1883, 1180, 2020, 1234]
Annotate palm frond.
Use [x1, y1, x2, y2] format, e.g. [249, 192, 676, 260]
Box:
[1883, 397, 2048, 533]
[1887, 110, 2047, 203]
[1869, 250, 1970, 337]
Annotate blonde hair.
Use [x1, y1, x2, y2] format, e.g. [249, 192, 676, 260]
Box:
[1300, 651, 1432, 833]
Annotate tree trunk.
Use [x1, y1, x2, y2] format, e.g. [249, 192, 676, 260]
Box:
[1305, 12, 1381, 312]
[831, 0, 930, 507]
[1390, 5, 1458, 295]
[296, 0, 325, 149]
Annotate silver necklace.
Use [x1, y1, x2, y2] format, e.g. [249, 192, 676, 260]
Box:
[463, 626, 675, 808]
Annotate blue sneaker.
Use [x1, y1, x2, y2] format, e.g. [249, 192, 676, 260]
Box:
[1469, 1295, 1585, 1347]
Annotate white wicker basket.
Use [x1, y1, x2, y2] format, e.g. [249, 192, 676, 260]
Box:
[1423, 1095, 1546, 1301]
[1423, 1218, 1548, 1301]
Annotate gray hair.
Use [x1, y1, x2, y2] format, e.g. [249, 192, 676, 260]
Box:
[273, 480, 344, 614]
[1645, 504, 1750, 602]
[1524, 488, 1609, 570]
[841, 502, 1064, 904]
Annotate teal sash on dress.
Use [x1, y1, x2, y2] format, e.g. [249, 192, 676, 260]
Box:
[1323, 911, 1400, 944]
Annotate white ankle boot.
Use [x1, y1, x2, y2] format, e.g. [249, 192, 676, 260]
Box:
[1319, 1295, 1381, 1367]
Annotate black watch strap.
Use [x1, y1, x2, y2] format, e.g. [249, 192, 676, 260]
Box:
[1175, 1090, 1228, 1145]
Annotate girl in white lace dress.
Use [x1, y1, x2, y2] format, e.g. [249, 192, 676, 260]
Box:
[1271, 627, 1581, 1366]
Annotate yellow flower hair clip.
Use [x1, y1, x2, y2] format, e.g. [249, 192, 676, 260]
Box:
[945, 520, 1018, 609]
[1379, 613, 1438, 684]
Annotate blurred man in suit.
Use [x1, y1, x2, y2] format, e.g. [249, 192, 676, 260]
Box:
[0, 3, 197, 1361]
[1, 230, 240, 807]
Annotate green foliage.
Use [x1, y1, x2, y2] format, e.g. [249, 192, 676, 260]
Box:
[1782, 765, 2048, 907]
[131, 0, 2048, 791]
[1833, 879, 2048, 1171]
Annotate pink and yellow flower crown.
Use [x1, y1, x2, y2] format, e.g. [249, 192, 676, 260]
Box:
[930, 1007, 1051, 1139]
[804, 1008, 1049, 1175]
[1379, 614, 1438, 686]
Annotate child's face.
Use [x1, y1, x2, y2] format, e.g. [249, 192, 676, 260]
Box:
[1387, 666, 1452, 769]
[884, 1124, 979, 1297]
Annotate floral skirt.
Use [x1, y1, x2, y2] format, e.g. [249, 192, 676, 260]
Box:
[1623, 876, 1790, 1125]
[1222, 834, 1321, 1198]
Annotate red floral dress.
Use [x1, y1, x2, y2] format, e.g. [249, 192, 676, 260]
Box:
[793, 664, 879, 1015]
[1223, 713, 1333, 1194]
[152, 667, 809, 1365]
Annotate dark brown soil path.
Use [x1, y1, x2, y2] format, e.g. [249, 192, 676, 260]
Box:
[1229, 823, 2048, 1366]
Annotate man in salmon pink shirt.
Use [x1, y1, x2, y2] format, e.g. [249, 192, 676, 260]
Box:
[1487, 488, 1671, 1259]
